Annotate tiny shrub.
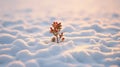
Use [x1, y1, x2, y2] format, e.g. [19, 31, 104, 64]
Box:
[50, 22, 65, 43]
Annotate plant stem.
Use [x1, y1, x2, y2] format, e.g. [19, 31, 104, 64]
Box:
[56, 35, 59, 43]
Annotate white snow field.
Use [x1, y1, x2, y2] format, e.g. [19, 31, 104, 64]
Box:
[0, 0, 120, 67]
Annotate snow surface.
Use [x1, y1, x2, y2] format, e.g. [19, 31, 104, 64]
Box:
[0, 0, 120, 67]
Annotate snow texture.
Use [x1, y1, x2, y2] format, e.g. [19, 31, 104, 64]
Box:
[0, 0, 120, 67]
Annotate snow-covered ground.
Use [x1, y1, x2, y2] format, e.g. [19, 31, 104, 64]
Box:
[0, 0, 120, 67]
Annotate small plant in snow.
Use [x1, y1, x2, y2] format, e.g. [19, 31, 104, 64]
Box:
[50, 22, 65, 43]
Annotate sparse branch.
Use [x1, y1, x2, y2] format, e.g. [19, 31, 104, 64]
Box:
[50, 22, 65, 43]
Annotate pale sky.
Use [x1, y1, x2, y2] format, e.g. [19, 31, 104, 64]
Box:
[0, 0, 120, 17]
